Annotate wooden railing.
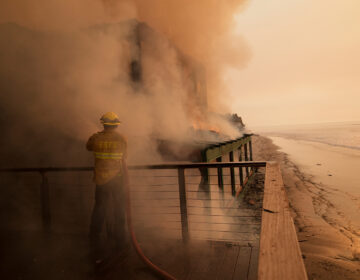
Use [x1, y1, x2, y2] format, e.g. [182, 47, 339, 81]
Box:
[0, 161, 265, 236]
[0, 161, 309, 279]
[201, 134, 254, 195]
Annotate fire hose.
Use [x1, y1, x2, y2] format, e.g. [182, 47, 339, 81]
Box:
[124, 168, 177, 280]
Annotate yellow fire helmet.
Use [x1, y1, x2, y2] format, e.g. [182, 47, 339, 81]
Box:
[100, 112, 121, 126]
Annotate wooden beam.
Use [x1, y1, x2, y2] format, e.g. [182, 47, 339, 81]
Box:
[244, 143, 249, 177]
[216, 157, 224, 189]
[229, 151, 235, 195]
[258, 163, 308, 280]
[40, 172, 51, 231]
[238, 147, 244, 187]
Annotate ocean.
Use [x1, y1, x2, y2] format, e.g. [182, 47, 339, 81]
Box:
[255, 121, 360, 150]
[255, 121, 360, 195]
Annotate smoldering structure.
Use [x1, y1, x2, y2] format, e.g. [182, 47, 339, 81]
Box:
[0, 20, 243, 168]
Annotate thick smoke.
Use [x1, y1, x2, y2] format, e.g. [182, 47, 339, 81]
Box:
[103, 0, 251, 112]
[0, 0, 249, 166]
[0, 2, 251, 264]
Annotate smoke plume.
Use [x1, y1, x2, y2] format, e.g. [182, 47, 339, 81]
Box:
[0, 0, 250, 166]
[102, 0, 251, 111]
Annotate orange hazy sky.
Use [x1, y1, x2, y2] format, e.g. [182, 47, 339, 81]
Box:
[229, 0, 360, 126]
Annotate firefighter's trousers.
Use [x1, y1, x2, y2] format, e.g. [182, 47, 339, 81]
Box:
[89, 176, 127, 251]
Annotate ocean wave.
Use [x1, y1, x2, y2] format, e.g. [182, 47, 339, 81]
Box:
[297, 138, 360, 151]
[265, 133, 360, 151]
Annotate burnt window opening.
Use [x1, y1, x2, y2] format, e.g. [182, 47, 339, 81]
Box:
[130, 60, 142, 83]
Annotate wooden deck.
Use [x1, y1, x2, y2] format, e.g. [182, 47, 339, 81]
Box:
[0, 231, 258, 280]
[0, 161, 308, 280]
[99, 240, 259, 280]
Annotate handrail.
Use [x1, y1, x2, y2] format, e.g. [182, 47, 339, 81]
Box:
[132, 161, 266, 169]
[0, 161, 266, 236]
[0, 161, 266, 173]
[202, 135, 253, 162]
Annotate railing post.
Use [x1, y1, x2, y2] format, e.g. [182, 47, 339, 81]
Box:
[249, 139, 254, 173]
[229, 151, 235, 196]
[249, 139, 253, 161]
[178, 168, 189, 242]
[238, 147, 244, 187]
[200, 149, 210, 186]
[216, 157, 223, 189]
[244, 143, 249, 177]
[40, 172, 51, 231]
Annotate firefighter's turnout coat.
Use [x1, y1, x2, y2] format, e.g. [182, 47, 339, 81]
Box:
[86, 129, 127, 185]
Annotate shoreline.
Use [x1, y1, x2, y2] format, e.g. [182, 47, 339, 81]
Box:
[252, 135, 360, 280]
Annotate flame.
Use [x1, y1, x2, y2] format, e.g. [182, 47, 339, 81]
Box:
[191, 119, 220, 133]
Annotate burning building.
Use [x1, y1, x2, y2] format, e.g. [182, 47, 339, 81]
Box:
[0, 19, 243, 167]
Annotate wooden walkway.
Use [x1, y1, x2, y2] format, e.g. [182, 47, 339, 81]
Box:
[0, 231, 259, 280]
[97, 240, 258, 280]
[258, 163, 308, 280]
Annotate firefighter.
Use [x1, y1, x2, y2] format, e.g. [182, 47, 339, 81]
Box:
[86, 112, 128, 262]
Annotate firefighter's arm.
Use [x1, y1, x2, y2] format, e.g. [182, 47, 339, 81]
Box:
[86, 134, 96, 151]
[122, 138, 129, 186]
[122, 159, 129, 187]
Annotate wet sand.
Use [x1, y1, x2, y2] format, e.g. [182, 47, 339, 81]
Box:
[252, 135, 360, 280]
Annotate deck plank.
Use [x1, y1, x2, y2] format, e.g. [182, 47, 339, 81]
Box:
[215, 244, 239, 280]
[186, 243, 226, 280]
[258, 163, 308, 280]
[233, 246, 251, 279]
[247, 246, 259, 280]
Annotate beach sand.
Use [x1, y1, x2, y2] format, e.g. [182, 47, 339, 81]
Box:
[252, 135, 360, 280]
